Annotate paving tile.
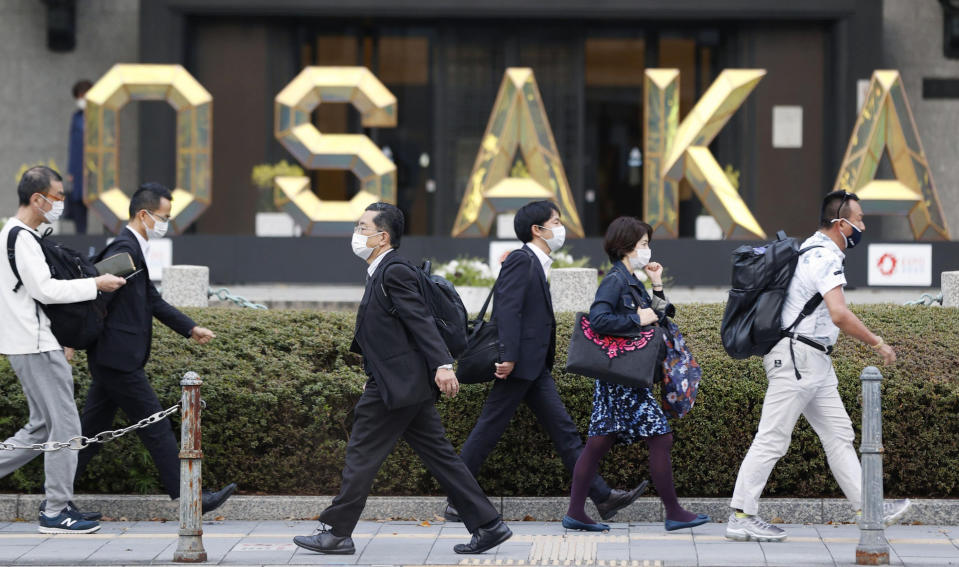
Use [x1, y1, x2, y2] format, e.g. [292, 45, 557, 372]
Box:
[289, 547, 362, 564]
[761, 541, 834, 565]
[83, 537, 170, 563]
[899, 557, 959, 567]
[14, 536, 107, 563]
[0, 545, 32, 562]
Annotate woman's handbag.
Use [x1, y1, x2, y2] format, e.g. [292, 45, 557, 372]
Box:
[659, 317, 701, 419]
[456, 286, 501, 384]
[565, 312, 665, 389]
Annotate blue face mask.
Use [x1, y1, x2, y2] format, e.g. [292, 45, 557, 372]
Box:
[832, 218, 863, 249]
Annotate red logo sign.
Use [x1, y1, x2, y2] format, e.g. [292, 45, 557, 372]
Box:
[876, 253, 898, 276]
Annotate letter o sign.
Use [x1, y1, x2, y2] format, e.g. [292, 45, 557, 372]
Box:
[84, 64, 212, 234]
[273, 67, 397, 236]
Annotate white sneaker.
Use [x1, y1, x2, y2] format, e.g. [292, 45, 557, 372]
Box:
[856, 499, 912, 527]
[725, 512, 787, 542]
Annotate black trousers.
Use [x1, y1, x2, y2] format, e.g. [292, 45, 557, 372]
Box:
[459, 370, 613, 503]
[320, 380, 499, 537]
[75, 362, 180, 499]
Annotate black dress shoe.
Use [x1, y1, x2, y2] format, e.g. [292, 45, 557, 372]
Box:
[443, 504, 462, 522]
[453, 520, 512, 554]
[40, 500, 102, 522]
[201, 483, 237, 514]
[293, 530, 356, 555]
[595, 480, 650, 521]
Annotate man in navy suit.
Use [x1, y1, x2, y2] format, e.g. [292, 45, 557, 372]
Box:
[294, 203, 511, 556]
[446, 200, 647, 522]
[73, 183, 235, 515]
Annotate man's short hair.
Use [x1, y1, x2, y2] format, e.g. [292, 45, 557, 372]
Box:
[72, 79, 93, 99]
[603, 216, 653, 263]
[129, 182, 173, 218]
[820, 190, 861, 228]
[366, 202, 404, 249]
[513, 200, 561, 243]
[17, 166, 63, 206]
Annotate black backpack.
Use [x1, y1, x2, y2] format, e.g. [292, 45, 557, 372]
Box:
[720, 231, 823, 360]
[377, 259, 470, 358]
[6, 226, 106, 349]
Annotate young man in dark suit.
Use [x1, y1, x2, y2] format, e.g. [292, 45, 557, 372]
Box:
[294, 202, 511, 556]
[446, 200, 647, 522]
[74, 183, 235, 515]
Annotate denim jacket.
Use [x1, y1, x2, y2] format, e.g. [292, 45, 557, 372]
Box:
[588, 261, 669, 337]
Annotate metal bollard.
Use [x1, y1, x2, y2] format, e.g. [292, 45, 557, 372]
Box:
[174, 372, 207, 563]
[857, 366, 889, 565]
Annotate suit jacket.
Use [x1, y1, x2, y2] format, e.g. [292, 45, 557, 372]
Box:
[493, 247, 555, 380]
[350, 252, 453, 410]
[88, 229, 196, 373]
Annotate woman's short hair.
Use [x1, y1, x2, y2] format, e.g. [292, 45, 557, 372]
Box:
[603, 216, 653, 263]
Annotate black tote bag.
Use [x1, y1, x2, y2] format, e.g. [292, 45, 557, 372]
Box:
[565, 312, 665, 389]
[456, 253, 538, 384]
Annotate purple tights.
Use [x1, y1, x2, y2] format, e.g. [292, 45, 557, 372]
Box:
[566, 432, 696, 524]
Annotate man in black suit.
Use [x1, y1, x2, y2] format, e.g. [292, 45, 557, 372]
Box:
[447, 200, 647, 522]
[293, 202, 511, 556]
[74, 183, 235, 515]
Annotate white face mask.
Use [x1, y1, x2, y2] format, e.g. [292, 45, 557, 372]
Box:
[536, 224, 566, 252]
[37, 195, 64, 224]
[145, 211, 169, 239]
[76, 98, 87, 111]
[351, 231, 383, 260]
[629, 247, 652, 270]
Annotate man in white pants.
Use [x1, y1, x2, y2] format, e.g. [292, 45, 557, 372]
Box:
[726, 190, 910, 542]
[0, 166, 125, 534]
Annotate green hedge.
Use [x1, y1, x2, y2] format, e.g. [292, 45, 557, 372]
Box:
[2, 305, 957, 499]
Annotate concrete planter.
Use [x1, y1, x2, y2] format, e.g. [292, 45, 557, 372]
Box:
[457, 285, 493, 315]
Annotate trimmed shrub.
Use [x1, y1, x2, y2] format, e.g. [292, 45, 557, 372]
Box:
[1, 305, 957, 499]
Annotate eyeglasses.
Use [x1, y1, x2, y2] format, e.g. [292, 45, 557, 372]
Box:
[145, 210, 171, 223]
[38, 192, 65, 203]
[353, 223, 377, 234]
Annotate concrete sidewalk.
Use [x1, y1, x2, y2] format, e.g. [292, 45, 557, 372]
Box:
[2, 519, 958, 566]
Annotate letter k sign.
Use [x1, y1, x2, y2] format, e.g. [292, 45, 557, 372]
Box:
[644, 69, 767, 239]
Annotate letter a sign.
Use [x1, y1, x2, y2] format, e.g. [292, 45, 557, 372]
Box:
[452, 68, 584, 238]
[834, 70, 950, 240]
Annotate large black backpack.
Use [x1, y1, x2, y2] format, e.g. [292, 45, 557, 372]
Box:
[6, 226, 106, 349]
[720, 230, 822, 359]
[377, 259, 470, 358]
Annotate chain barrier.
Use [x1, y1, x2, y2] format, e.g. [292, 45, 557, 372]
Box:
[208, 287, 268, 310]
[0, 404, 180, 452]
[903, 292, 943, 306]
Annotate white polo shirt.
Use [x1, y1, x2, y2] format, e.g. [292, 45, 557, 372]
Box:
[780, 231, 847, 347]
[0, 218, 98, 354]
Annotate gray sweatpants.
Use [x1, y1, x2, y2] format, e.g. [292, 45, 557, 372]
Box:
[0, 351, 80, 513]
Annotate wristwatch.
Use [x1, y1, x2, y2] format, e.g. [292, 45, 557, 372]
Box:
[437, 364, 454, 371]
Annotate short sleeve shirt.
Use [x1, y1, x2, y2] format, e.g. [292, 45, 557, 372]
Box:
[780, 231, 846, 346]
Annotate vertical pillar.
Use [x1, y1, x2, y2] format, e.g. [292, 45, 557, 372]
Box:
[857, 366, 889, 565]
[174, 371, 207, 563]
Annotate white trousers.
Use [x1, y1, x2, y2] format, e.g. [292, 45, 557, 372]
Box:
[730, 338, 861, 515]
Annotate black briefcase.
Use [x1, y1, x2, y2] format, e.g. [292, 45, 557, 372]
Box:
[456, 286, 502, 384]
[565, 312, 664, 389]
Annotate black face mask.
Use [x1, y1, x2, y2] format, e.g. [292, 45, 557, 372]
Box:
[833, 218, 863, 249]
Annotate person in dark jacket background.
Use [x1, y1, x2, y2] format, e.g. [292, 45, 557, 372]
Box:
[74, 183, 235, 515]
[65, 80, 91, 234]
[564, 216, 708, 532]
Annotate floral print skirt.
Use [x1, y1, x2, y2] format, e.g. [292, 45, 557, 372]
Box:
[587, 380, 671, 444]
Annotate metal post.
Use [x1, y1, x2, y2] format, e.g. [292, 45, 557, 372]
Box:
[174, 372, 207, 563]
[857, 366, 889, 565]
